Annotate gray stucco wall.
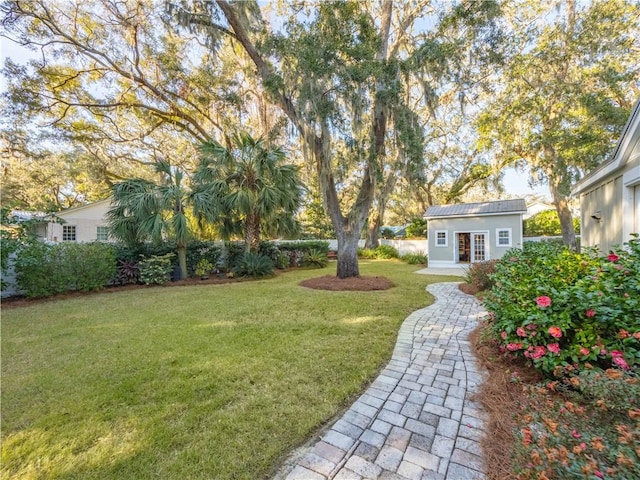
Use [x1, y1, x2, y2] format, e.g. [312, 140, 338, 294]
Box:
[427, 213, 523, 265]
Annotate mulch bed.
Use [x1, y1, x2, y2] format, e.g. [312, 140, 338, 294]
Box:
[299, 275, 394, 291]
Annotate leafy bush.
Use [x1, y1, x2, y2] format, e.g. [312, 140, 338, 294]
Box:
[233, 252, 274, 278]
[358, 248, 377, 259]
[484, 237, 639, 375]
[15, 241, 116, 298]
[405, 218, 428, 238]
[139, 253, 175, 285]
[400, 252, 427, 265]
[116, 259, 140, 285]
[375, 244, 399, 259]
[464, 259, 497, 292]
[380, 227, 395, 239]
[195, 259, 214, 277]
[513, 369, 639, 480]
[302, 248, 328, 268]
[185, 241, 222, 276]
[524, 209, 581, 236]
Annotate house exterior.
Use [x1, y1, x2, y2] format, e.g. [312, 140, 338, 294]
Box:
[44, 199, 113, 243]
[424, 199, 527, 268]
[572, 99, 640, 254]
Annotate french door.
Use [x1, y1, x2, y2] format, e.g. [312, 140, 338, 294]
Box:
[471, 233, 486, 262]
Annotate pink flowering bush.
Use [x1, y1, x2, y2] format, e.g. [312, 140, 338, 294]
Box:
[484, 235, 640, 375]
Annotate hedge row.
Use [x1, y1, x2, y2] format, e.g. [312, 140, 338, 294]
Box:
[11, 240, 330, 298]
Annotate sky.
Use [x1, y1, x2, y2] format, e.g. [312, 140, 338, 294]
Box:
[0, 35, 550, 201]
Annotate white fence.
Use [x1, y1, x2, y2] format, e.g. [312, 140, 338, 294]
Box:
[326, 239, 427, 256]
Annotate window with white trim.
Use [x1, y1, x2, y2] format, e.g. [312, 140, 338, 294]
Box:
[435, 230, 448, 247]
[97, 226, 109, 241]
[63, 225, 77, 242]
[496, 228, 512, 247]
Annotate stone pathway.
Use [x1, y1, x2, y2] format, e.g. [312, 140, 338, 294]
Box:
[280, 282, 488, 480]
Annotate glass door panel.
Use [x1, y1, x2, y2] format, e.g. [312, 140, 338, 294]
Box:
[472, 233, 486, 262]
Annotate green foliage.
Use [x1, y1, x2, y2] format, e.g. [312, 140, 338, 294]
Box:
[302, 249, 328, 268]
[115, 259, 140, 285]
[464, 260, 498, 292]
[233, 252, 274, 278]
[195, 133, 302, 252]
[400, 252, 427, 265]
[513, 370, 639, 480]
[375, 245, 399, 259]
[380, 227, 396, 239]
[358, 245, 400, 260]
[14, 242, 116, 298]
[139, 254, 175, 285]
[405, 218, 428, 238]
[484, 237, 640, 375]
[524, 210, 581, 236]
[194, 259, 214, 277]
[185, 241, 222, 276]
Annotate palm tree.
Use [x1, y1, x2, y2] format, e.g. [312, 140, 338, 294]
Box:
[194, 133, 302, 252]
[107, 160, 192, 279]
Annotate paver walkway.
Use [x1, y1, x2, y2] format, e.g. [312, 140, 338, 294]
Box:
[280, 282, 488, 480]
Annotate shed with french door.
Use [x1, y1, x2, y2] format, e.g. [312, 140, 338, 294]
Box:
[424, 199, 527, 268]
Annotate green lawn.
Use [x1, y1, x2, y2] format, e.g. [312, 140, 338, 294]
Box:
[1, 261, 461, 480]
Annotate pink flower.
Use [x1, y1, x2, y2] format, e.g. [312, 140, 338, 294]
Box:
[610, 350, 623, 357]
[516, 327, 527, 337]
[548, 326, 563, 338]
[585, 309, 596, 318]
[526, 324, 538, 330]
[531, 346, 547, 359]
[600, 349, 607, 355]
[547, 343, 560, 354]
[536, 296, 551, 308]
[607, 253, 619, 262]
[572, 429, 582, 439]
[500, 331, 507, 340]
[595, 471, 604, 479]
[580, 347, 590, 356]
[507, 343, 524, 351]
[613, 356, 629, 370]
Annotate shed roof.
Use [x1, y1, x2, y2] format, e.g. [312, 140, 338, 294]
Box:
[424, 199, 527, 219]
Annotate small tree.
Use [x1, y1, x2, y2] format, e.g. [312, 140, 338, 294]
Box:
[194, 132, 302, 253]
[524, 210, 580, 236]
[107, 160, 193, 279]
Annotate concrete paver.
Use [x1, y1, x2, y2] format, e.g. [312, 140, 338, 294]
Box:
[277, 282, 487, 480]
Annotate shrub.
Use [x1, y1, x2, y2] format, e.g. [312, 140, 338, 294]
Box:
[405, 218, 428, 238]
[233, 252, 274, 278]
[380, 227, 395, 239]
[358, 248, 377, 259]
[513, 369, 639, 480]
[139, 253, 175, 285]
[464, 259, 497, 292]
[484, 236, 640, 375]
[195, 259, 214, 277]
[375, 244, 399, 259]
[302, 248, 328, 268]
[400, 252, 427, 265]
[185, 241, 222, 276]
[116, 259, 140, 285]
[15, 241, 116, 298]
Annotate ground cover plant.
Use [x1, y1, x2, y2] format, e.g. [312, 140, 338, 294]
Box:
[1, 261, 461, 480]
[473, 236, 640, 479]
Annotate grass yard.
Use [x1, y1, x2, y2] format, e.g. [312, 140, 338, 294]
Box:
[1, 261, 461, 480]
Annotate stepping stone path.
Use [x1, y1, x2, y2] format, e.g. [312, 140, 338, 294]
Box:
[279, 282, 488, 480]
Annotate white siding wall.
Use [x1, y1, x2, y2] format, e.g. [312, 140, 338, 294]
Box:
[427, 214, 523, 267]
[47, 201, 112, 243]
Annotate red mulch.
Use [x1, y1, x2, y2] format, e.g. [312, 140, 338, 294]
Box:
[299, 275, 394, 291]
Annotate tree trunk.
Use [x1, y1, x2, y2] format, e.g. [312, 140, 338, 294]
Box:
[177, 243, 188, 280]
[544, 156, 578, 251]
[245, 212, 261, 253]
[336, 229, 361, 278]
[365, 213, 382, 249]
